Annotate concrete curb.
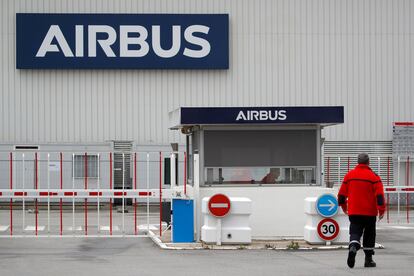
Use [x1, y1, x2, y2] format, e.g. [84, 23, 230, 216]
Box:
[147, 231, 384, 251]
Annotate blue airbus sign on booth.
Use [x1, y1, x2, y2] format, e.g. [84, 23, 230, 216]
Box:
[316, 194, 339, 218]
[170, 106, 344, 127]
[16, 13, 229, 69]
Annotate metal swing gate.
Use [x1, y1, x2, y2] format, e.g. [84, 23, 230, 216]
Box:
[0, 151, 188, 237]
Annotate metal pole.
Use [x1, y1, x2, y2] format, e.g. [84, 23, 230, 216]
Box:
[387, 156, 390, 223]
[35, 152, 38, 236]
[122, 152, 125, 235]
[97, 153, 100, 234]
[109, 152, 113, 236]
[134, 152, 137, 235]
[377, 156, 381, 176]
[60, 152, 63, 235]
[9, 152, 13, 236]
[194, 153, 200, 241]
[72, 153, 75, 235]
[159, 151, 162, 237]
[407, 156, 410, 223]
[47, 153, 50, 234]
[347, 156, 350, 172]
[397, 156, 401, 223]
[184, 152, 187, 195]
[22, 153, 25, 231]
[327, 157, 330, 186]
[84, 152, 88, 236]
[338, 157, 341, 185]
[146, 153, 150, 233]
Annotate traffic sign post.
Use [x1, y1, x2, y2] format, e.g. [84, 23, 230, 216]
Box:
[316, 194, 338, 218]
[208, 194, 231, 245]
[317, 218, 340, 242]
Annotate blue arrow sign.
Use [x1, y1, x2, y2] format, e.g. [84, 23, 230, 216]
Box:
[316, 194, 339, 217]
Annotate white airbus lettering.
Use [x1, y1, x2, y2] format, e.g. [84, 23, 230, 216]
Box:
[235, 110, 288, 121]
[183, 25, 210, 58]
[36, 25, 74, 57]
[36, 24, 211, 58]
[119, 26, 149, 57]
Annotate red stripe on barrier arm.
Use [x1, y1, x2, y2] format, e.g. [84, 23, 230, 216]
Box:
[159, 151, 162, 237]
[89, 192, 102, 196]
[407, 156, 410, 223]
[387, 157, 390, 223]
[39, 192, 58, 196]
[394, 122, 414, 126]
[114, 192, 127, 196]
[109, 152, 113, 236]
[184, 152, 187, 195]
[14, 192, 28, 196]
[84, 152, 88, 236]
[138, 192, 152, 196]
[10, 152, 13, 236]
[402, 187, 414, 191]
[35, 152, 38, 236]
[64, 192, 77, 196]
[385, 188, 397, 192]
[134, 152, 137, 235]
[60, 152, 63, 236]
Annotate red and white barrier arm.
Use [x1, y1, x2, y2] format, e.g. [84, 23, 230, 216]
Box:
[384, 186, 414, 193]
[0, 189, 161, 199]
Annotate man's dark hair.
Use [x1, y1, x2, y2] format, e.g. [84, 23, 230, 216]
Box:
[358, 153, 369, 164]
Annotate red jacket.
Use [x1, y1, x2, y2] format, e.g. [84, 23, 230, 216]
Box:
[338, 164, 386, 216]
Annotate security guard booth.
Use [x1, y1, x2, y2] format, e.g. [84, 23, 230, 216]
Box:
[169, 106, 344, 240]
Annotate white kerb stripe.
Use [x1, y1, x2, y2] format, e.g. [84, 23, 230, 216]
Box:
[211, 203, 229, 208]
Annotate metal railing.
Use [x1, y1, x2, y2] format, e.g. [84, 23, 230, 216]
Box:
[324, 154, 413, 224]
[0, 151, 188, 237]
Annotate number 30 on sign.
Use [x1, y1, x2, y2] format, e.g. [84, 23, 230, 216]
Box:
[317, 218, 340, 241]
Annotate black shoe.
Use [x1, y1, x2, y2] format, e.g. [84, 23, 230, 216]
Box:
[364, 257, 377, 267]
[347, 246, 357, 268]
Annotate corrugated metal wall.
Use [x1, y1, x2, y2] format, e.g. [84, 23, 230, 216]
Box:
[1, 0, 414, 144]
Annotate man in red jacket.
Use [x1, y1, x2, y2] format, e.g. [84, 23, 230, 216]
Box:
[338, 153, 386, 268]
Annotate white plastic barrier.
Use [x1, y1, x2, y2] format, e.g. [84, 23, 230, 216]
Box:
[304, 197, 349, 244]
[201, 197, 252, 244]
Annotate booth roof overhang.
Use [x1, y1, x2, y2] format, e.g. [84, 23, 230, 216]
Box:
[169, 106, 344, 129]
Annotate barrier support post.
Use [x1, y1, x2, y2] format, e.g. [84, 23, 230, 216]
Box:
[110, 152, 113, 236]
[35, 152, 38, 236]
[9, 152, 13, 236]
[84, 152, 88, 236]
[387, 156, 390, 223]
[407, 156, 410, 223]
[134, 152, 137, 235]
[60, 152, 63, 235]
[159, 151, 162, 237]
[184, 152, 187, 195]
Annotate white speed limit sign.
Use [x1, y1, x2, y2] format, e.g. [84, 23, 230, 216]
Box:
[317, 218, 340, 241]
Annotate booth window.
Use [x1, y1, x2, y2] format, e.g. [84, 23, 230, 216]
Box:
[73, 154, 99, 178]
[204, 130, 317, 185]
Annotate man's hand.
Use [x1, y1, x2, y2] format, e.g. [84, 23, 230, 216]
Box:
[378, 211, 385, 221]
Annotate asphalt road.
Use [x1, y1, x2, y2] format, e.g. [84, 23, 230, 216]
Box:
[0, 225, 413, 276]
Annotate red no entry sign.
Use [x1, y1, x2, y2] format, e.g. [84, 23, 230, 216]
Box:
[208, 194, 231, 217]
[317, 218, 340, 241]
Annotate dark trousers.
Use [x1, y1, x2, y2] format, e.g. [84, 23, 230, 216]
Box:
[349, 215, 377, 256]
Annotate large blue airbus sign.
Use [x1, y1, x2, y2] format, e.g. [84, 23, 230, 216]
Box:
[16, 13, 229, 69]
